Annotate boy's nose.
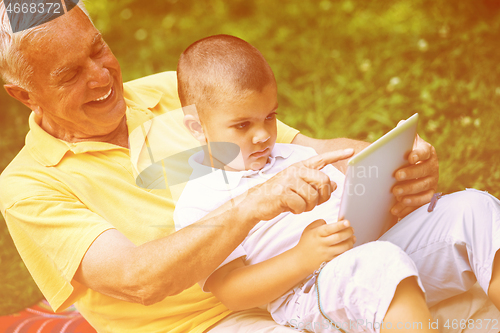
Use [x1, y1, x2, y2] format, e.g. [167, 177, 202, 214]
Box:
[253, 130, 270, 144]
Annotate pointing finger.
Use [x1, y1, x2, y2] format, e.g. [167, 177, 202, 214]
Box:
[302, 149, 354, 170]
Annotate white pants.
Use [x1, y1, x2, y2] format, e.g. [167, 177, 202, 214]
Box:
[380, 189, 500, 306]
[270, 241, 422, 333]
[272, 189, 500, 333]
[208, 189, 500, 333]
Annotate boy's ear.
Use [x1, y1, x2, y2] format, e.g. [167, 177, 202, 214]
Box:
[183, 114, 207, 143]
[4, 84, 42, 117]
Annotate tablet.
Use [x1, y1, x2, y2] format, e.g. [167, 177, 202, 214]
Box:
[338, 113, 419, 246]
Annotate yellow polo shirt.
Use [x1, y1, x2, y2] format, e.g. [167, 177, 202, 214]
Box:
[0, 71, 299, 333]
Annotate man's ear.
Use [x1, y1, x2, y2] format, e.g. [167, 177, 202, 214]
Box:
[183, 114, 207, 143]
[4, 84, 42, 116]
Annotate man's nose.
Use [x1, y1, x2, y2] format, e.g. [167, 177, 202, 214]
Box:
[252, 128, 270, 144]
[87, 61, 111, 89]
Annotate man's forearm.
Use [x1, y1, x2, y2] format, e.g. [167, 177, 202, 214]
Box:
[130, 203, 257, 304]
[76, 194, 260, 306]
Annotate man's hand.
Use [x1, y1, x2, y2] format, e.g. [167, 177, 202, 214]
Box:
[293, 219, 355, 272]
[242, 149, 354, 222]
[391, 134, 439, 218]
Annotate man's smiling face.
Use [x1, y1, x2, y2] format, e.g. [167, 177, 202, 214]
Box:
[24, 7, 126, 141]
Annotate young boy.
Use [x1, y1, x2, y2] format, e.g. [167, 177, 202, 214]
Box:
[174, 35, 438, 333]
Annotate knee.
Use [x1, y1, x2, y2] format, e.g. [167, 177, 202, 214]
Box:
[355, 241, 416, 272]
[442, 189, 499, 227]
[328, 242, 420, 300]
[363, 241, 405, 257]
[449, 189, 492, 211]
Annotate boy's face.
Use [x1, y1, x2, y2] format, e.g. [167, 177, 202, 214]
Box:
[202, 83, 278, 171]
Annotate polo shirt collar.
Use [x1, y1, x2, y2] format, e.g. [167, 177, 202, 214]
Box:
[188, 144, 294, 190]
[123, 84, 163, 110]
[123, 82, 163, 134]
[26, 113, 72, 167]
[26, 85, 163, 167]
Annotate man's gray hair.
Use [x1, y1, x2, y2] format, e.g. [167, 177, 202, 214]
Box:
[0, 1, 92, 89]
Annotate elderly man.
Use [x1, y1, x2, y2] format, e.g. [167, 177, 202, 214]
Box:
[1, 2, 499, 333]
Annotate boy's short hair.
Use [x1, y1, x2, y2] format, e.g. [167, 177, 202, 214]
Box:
[177, 34, 275, 119]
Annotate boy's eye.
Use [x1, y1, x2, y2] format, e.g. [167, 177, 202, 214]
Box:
[235, 122, 249, 129]
[266, 112, 277, 120]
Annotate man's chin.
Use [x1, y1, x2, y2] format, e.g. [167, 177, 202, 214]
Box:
[82, 100, 127, 135]
[107, 101, 127, 128]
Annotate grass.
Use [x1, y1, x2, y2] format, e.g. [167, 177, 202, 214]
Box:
[0, 219, 43, 314]
[1, 0, 499, 315]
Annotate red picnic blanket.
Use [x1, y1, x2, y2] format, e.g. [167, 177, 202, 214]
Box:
[0, 300, 96, 333]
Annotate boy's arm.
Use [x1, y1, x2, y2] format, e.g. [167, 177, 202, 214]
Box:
[205, 251, 309, 311]
[205, 219, 355, 311]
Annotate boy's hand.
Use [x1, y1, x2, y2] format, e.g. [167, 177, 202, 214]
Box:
[293, 219, 355, 273]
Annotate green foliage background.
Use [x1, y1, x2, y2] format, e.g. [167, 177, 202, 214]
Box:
[1, 0, 499, 314]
